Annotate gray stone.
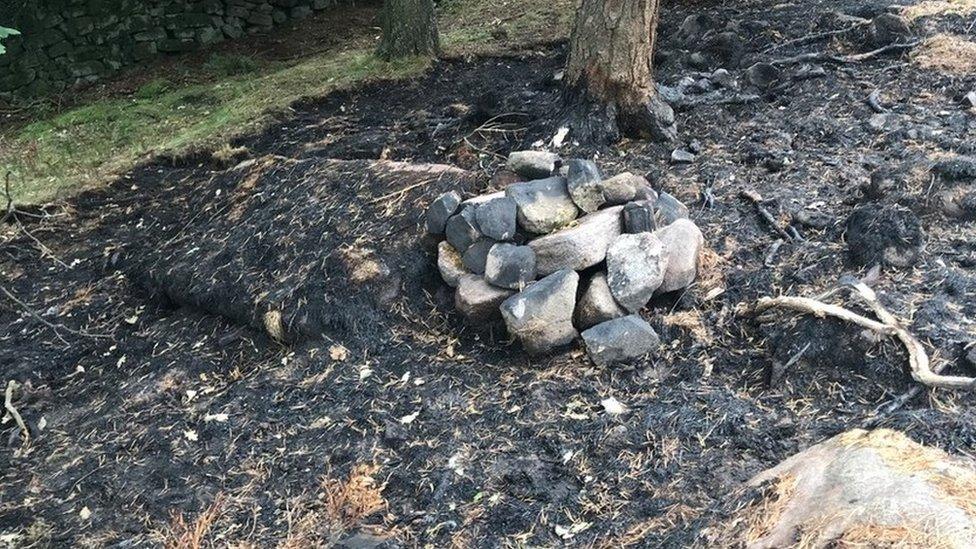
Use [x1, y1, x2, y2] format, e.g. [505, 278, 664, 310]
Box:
[455, 274, 514, 323]
[462, 190, 505, 207]
[426, 191, 462, 234]
[623, 201, 656, 234]
[671, 149, 696, 164]
[710, 68, 735, 88]
[505, 177, 579, 234]
[474, 196, 518, 241]
[964, 91, 976, 109]
[445, 207, 482, 253]
[654, 192, 689, 226]
[484, 243, 536, 290]
[528, 206, 623, 275]
[462, 238, 496, 275]
[582, 315, 660, 367]
[566, 159, 604, 213]
[654, 219, 704, 294]
[606, 233, 669, 313]
[437, 241, 467, 288]
[500, 269, 579, 355]
[575, 272, 627, 330]
[711, 429, 976, 548]
[601, 172, 649, 206]
[506, 150, 560, 179]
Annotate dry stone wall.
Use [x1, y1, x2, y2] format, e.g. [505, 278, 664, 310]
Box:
[0, 0, 341, 98]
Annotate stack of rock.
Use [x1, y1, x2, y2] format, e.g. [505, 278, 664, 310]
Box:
[426, 150, 704, 366]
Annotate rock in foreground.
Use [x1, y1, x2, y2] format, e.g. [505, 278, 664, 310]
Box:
[654, 219, 704, 294]
[708, 429, 976, 548]
[575, 272, 627, 330]
[455, 274, 514, 323]
[506, 150, 560, 179]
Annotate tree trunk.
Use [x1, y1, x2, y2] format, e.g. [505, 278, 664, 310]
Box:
[377, 0, 440, 60]
[563, 0, 676, 143]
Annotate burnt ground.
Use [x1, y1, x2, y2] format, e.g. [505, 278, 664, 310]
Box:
[2, 0, 976, 546]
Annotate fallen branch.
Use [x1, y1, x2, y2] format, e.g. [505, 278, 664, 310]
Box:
[772, 40, 921, 66]
[867, 89, 888, 113]
[841, 279, 976, 390]
[4, 380, 29, 444]
[748, 279, 976, 391]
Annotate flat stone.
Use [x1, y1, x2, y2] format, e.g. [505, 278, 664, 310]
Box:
[582, 315, 660, 367]
[566, 159, 605, 213]
[575, 272, 627, 330]
[654, 219, 704, 294]
[425, 191, 462, 234]
[964, 91, 976, 109]
[437, 241, 467, 288]
[654, 192, 689, 226]
[601, 172, 649, 206]
[623, 201, 656, 234]
[500, 269, 579, 355]
[455, 274, 514, 323]
[505, 177, 579, 234]
[474, 196, 518, 241]
[445, 206, 482, 253]
[606, 233, 669, 313]
[462, 238, 496, 275]
[671, 149, 696, 164]
[506, 150, 560, 179]
[528, 206, 623, 275]
[484, 243, 536, 290]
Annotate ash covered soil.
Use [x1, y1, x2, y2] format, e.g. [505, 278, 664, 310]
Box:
[2, 0, 976, 546]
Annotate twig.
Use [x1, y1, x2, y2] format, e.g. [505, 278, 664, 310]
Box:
[764, 19, 870, 53]
[0, 284, 110, 341]
[764, 239, 785, 266]
[4, 380, 29, 444]
[739, 189, 801, 242]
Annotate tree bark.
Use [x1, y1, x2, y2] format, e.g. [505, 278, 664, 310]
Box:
[377, 0, 440, 60]
[563, 0, 676, 143]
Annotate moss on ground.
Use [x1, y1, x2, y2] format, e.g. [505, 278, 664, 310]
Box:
[0, 0, 575, 205]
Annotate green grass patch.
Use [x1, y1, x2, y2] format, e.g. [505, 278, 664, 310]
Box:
[0, 0, 574, 205]
[1, 51, 428, 204]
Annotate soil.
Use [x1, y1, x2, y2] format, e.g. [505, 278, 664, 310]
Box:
[2, 0, 976, 546]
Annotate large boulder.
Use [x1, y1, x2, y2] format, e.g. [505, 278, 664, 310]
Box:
[425, 191, 462, 234]
[575, 272, 628, 330]
[506, 150, 560, 179]
[437, 241, 467, 287]
[455, 274, 514, 323]
[707, 429, 976, 548]
[606, 233, 669, 312]
[484, 243, 536, 290]
[528, 206, 623, 276]
[566, 159, 605, 213]
[505, 177, 579, 234]
[581, 315, 660, 367]
[654, 219, 704, 294]
[500, 269, 579, 355]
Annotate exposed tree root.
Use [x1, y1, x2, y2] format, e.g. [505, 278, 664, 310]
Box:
[748, 278, 976, 391]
